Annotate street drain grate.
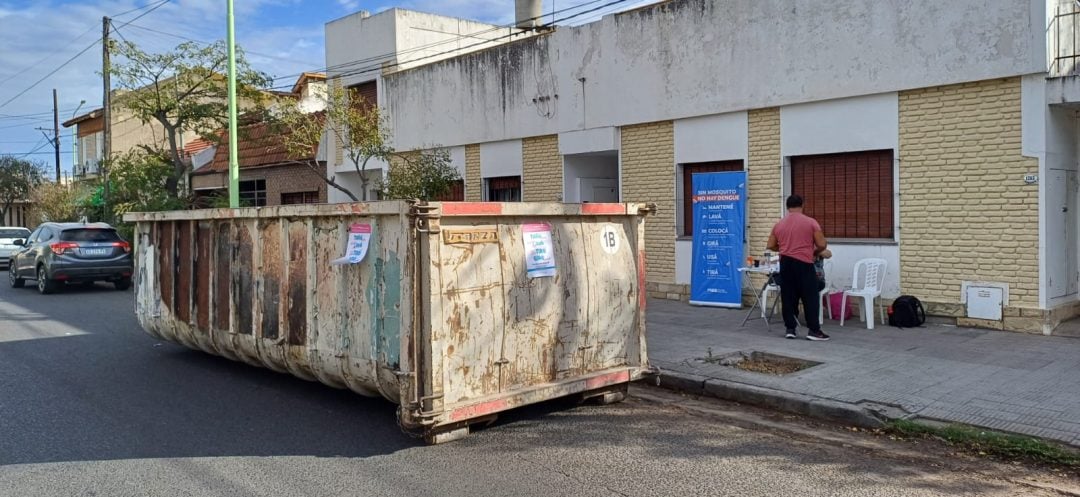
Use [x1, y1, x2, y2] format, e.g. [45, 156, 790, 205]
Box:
[700, 351, 821, 376]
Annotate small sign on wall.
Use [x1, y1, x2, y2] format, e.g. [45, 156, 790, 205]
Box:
[1024, 174, 1038, 185]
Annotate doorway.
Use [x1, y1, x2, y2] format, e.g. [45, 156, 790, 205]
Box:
[563, 151, 619, 203]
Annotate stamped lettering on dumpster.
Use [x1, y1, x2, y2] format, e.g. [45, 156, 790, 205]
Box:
[443, 228, 499, 244]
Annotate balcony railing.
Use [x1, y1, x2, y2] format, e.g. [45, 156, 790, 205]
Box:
[1051, 1, 1080, 77]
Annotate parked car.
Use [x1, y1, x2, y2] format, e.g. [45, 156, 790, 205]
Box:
[0, 227, 31, 270]
[7, 222, 133, 294]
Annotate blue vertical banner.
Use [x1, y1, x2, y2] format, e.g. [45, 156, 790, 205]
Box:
[690, 171, 746, 307]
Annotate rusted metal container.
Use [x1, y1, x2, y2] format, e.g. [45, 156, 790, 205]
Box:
[125, 201, 655, 443]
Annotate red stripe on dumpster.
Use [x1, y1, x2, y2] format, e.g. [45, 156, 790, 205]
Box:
[585, 370, 630, 390]
[441, 202, 502, 216]
[449, 398, 510, 421]
[581, 203, 625, 215]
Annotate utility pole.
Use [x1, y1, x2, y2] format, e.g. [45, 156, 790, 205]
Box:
[102, 16, 112, 220]
[52, 89, 60, 183]
[226, 0, 240, 208]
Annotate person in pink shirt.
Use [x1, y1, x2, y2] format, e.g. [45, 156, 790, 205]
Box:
[767, 195, 830, 341]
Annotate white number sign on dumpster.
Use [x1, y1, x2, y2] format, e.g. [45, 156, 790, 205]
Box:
[125, 201, 656, 444]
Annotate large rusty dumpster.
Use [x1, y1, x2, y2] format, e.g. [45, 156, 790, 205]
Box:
[124, 201, 655, 442]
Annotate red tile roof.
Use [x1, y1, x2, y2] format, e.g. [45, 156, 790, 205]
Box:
[202, 115, 321, 174]
[181, 137, 214, 157]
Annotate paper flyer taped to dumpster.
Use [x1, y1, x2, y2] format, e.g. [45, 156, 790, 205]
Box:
[331, 223, 372, 265]
[522, 223, 556, 278]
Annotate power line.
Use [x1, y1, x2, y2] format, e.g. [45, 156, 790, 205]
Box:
[120, 22, 318, 67]
[265, 0, 612, 88]
[0, 0, 172, 113]
[112, 0, 171, 30]
[0, 25, 98, 87]
[322, 0, 633, 88]
[0, 1, 170, 88]
[0, 39, 101, 112]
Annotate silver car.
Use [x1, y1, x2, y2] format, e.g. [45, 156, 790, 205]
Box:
[8, 222, 133, 294]
[0, 226, 31, 270]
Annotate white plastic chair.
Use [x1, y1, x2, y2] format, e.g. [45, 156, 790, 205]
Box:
[840, 258, 888, 330]
[762, 283, 780, 319]
[818, 259, 833, 325]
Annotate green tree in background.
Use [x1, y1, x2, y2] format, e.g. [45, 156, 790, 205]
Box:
[107, 39, 271, 197]
[378, 150, 460, 201]
[0, 156, 45, 224]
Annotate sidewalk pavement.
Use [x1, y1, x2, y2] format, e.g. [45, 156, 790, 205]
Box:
[646, 298, 1080, 447]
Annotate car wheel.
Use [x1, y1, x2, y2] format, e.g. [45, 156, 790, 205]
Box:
[114, 277, 131, 291]
[8, 265, 23, 288]
[37, 266, 58, 295]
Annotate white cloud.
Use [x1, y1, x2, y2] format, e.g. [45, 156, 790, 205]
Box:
[337, 0, 361, 11]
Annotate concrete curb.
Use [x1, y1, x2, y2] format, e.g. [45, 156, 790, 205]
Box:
[652, 369, 889, 429]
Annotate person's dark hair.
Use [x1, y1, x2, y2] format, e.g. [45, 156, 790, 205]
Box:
[786, 194, 804, 209]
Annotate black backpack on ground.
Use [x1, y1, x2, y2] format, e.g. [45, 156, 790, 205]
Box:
[888, 295, 926, 328]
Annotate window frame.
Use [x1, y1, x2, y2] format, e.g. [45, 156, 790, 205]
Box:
[788, 149, 896, 242]
[484, 176, 522, 202]
[281, 191, 320, 205]
[239, 179, 267, 207]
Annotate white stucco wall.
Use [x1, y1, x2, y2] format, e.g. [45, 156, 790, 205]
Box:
[479, 139, 523, 178]
[673, 111, 749, 285]
[385, 0, 1046, 151]
[448, 145, 467, 178]
[674, 112, 748, 165]
[558, 127, 619, 155]
[1025, 73, 1080, 311]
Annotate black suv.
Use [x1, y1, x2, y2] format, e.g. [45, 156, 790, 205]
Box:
[7, 222, 133, 294]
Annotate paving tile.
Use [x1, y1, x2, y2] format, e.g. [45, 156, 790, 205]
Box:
[648, 298, 1080, 446]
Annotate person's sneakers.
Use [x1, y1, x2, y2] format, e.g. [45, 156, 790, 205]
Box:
[806, 330, 831, 341]
[785, 329, 797, 339]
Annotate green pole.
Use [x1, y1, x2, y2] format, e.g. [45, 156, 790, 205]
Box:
[226, 0, 240, 208]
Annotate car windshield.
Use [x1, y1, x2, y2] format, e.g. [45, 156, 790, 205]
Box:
[0, 229, 30, 239]
[61, 228, 121, 242]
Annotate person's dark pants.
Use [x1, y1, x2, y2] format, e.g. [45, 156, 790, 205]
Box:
[779, 255, 821, 333]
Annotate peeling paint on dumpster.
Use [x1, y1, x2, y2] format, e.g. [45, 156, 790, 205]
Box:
[124, 201, 656, 443]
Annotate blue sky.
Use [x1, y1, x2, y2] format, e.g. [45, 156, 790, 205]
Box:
[0, 0, 641, 174]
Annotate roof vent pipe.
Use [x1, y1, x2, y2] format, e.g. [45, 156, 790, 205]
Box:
[515, 0, 543, 29]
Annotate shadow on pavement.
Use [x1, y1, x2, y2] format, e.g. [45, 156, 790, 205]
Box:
[0, 283, 419, 466]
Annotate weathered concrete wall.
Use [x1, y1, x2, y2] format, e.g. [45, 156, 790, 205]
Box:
[385, 0, 1046, 151]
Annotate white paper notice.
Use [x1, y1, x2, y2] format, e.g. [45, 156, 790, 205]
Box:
[523, 223, 556, 278]
[331, 223, 372, 265]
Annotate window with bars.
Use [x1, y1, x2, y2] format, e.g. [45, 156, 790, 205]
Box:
[789, 149, 894, 240]
[281, 191, 320, 205]
[435, 180, 465, 201]
[485, 176, 521, 202]
[679, 160, 744, 237]
[239, 179, 267, 207]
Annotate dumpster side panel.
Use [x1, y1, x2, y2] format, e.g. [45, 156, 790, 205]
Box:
[194, 221, 212, 332]
[413, 203, 653, 431]
[309, 217, 348, 390]
[433, 225, 506, 405]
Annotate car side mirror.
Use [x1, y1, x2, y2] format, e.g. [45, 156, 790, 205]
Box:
[12, 239, 24, 246]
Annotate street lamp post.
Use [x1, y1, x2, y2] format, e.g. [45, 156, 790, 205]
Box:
[226, 0, 240, 208]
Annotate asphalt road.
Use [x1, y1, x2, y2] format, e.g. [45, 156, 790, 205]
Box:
[0, 280, 1068, 497]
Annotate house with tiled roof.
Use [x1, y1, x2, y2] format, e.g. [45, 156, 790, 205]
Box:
[189, 73, 328, 206]
[190, 115, 327, 207]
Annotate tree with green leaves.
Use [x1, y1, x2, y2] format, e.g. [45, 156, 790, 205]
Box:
[379, 150, 460, 201]
[107, 40, 271, 197]
[273, 82, 454, 201]
[0, 156, 45, 225]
